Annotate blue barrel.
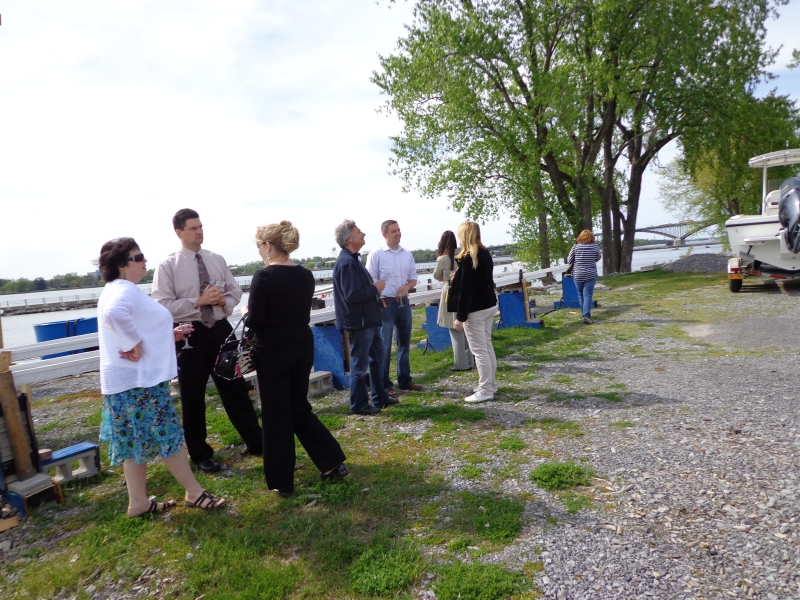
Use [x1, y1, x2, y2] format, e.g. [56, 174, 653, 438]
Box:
[33, 317, 99, 359]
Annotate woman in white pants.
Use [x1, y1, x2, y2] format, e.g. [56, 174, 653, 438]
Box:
[452, 222, 498, 403]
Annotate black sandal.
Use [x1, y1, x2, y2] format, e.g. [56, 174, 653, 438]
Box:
[130, 499, 176, 518]
[185, 490, 226, 510]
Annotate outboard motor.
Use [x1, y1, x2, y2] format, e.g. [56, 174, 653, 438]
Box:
[779, 177, 800, 254]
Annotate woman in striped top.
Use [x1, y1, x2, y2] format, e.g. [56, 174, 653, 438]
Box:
[567, 230, 601, 324]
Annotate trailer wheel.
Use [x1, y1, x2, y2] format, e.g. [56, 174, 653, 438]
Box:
[729, 278, 743, 293]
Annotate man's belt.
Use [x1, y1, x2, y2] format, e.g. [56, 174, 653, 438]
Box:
[382, 296, 408, 303]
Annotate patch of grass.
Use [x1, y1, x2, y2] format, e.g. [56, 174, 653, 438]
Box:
[523, 561, 544, 576]
[36, 419, 67, 433]
[551, 374, 572, 383]
[593, 392, 625, 403]
[349, 544, 424, 596]
[434, 563, 531, 600]
[459, 465, 483, 479]
[530, 462, 593, 491]
[522, 417, 583, 437]
[530, 449, 553, 458]
[44, 390, 104, 404]
[445, 492, 525, 544]
[83, 410, 102, 427]
[388, 401, 486, 425]
[317, 414, 346, 430]
[612, 421, 634, 427]
[559, 491, 593, 514]
[497, 434, 527, 451]
[545, 391, 585, 403]
[447, 536, 473, 552]
[204, 399, 244, 446]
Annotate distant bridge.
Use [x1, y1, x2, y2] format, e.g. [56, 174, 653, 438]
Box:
[596, 220, 716, 245]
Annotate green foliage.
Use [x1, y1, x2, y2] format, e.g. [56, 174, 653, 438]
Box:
[497, 434, 527, 451]
[448, 492, 525, 544]
[530, 462, 593, 491]
[388, 401, 486, 424]
[522, 417, 582, 436]
[433, 563, 529, 600]
[663, 92, 800, 236]
[459, 465, 483, 479]
[349, 544, 424, 596]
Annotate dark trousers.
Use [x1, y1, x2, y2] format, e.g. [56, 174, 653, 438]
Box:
[176, 319, 263, 463]
[254, 342, 346, 493]
[348, 326, 388, 411]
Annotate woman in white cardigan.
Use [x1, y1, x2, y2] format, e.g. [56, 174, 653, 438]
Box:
[432, 230, 474, 371]
[97, 238, 225, 517]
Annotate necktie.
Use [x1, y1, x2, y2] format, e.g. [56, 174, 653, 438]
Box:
[196, 253, 217, 328]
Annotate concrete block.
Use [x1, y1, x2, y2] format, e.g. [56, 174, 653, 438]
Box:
[41, 442, 100, 483]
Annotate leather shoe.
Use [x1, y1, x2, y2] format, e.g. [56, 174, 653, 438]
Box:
[351, 406, 382, 416]
[384, 396, 400, 406]
[196, 458, 222, 473]
[321, 463, 349, 480]
[400, 382, 423, 391]
[385, 388, 398, 398]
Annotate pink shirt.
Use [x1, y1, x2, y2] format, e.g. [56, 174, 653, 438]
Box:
[151, 246, 242, 323]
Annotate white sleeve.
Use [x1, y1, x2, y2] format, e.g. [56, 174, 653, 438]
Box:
[366, 250, 379, 281]
[104, 292, 142, 351]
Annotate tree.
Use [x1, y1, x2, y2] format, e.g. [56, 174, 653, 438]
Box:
[659, 92, 800, 237]
[374, 0, 784, 272]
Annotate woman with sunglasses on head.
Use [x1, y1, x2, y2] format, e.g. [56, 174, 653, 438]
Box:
[433, 230, 474, 372]
[243, 221, 347, 497]
[97, 238, 225, 517]
[452, 222, 498, 404]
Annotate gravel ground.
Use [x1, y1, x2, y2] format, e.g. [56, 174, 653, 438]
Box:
[3, 258, 799, 600]
[662, 252, 732, 273]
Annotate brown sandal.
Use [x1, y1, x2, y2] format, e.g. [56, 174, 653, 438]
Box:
[185, 490, 226, 510]
[129, 499, 176, 518]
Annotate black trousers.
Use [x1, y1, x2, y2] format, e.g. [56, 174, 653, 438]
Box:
[254, 341, 346, 493]
[176, 319, 263, 463]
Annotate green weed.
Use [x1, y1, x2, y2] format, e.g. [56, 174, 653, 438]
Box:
[349, 544, 424, 596]
[434, 563, 530, 600]
[530, 462, 593, 491]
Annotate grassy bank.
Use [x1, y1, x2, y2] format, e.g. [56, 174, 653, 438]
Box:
[1, 271, 738, 599]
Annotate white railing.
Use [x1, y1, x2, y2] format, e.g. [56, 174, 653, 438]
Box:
[4, 264, 567, 387]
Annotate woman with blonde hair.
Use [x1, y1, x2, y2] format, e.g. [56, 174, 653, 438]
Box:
[452, 222, 498, 403]
[433, 230, 474, 371]
[567, 229, 601, 324]
[244, 221, 347, 496]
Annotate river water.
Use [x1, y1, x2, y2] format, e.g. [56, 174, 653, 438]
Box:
[0, 245, 721, 348]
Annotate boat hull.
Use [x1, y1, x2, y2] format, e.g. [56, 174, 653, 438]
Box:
[725, 214, 800, 272]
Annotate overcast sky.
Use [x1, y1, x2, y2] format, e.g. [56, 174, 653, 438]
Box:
[1, 1, 799, 280]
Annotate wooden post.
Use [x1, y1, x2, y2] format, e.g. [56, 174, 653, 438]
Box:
[521, 280, 531, 322]
[0, 358, 36, 481]
[0, 312, 4, 349]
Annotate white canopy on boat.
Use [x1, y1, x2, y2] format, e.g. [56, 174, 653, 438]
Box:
[748, 149, 800, 169]
[748, 149, 800, 213]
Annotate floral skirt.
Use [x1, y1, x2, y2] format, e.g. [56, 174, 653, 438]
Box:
[100, 381, 184, 466]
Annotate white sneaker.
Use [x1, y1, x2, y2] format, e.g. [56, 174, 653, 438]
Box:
[465, 392, 494, 403]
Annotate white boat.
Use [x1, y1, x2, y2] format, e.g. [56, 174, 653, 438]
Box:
[725, 149, 800, 292]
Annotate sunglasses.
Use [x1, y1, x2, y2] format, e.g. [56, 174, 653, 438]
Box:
[126, 253, 145, 263]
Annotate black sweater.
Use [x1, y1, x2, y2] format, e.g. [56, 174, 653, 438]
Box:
[455, 248, 497, 322]
[246, 265, 314, 351]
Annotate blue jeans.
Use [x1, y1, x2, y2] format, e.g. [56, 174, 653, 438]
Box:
[380, 299, 412, 389]
[575, 278, 596, 319]
[348, 326, 388, 412]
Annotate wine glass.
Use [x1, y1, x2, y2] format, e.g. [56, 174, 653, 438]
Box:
[179, 321, 193, 349]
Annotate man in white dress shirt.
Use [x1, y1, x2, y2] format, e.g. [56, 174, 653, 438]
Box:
[152, 209, 263, 473]
[366, 220, 423, 395]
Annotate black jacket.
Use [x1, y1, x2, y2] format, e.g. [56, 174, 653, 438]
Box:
[332, 248, 383, 330]
[455, 247, 497, 322]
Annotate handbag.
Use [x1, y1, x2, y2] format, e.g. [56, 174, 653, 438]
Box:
[564, 251, 575, 276]
[213, 316, 255, 380]
[445, 260, 464, 312]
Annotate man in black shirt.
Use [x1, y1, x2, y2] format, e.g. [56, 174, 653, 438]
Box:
[332, 220, 394, 415]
